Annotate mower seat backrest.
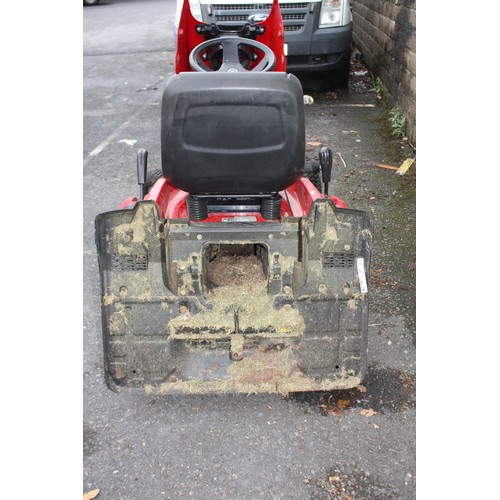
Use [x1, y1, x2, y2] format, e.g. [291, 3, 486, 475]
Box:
[161, 71, 305, 195]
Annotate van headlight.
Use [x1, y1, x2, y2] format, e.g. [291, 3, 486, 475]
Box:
[319, 0, 343, 28]
[189, 0, 203, 21]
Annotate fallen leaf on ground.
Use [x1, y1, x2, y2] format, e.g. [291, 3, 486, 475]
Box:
[355, 385, 367, 393]
[325, 407, 343, 417]
[329, 475, 341, 483]
[307, 141, 322, 147]
[360, 408, 378, 417]
[320, 403, 343, 416]
[83, 489, 100, 500]
[337, 399, 350, 409]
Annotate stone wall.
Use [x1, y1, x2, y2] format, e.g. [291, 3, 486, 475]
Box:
[351, 0, 416, 143]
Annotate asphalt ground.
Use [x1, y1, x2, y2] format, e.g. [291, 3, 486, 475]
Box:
[6, 1, 498, 499]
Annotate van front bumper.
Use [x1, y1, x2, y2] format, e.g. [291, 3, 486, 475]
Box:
[285, 22, 352, 73]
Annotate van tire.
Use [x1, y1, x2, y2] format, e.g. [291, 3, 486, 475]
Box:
[331, 57, 350, 88]
[304, 172, 322, 192]
[144, 169, 164, 194]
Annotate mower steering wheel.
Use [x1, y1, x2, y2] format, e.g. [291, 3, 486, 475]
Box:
[189, 36, 276, 73]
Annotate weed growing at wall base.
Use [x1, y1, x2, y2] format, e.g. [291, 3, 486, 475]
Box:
[388, 108, 406, 138]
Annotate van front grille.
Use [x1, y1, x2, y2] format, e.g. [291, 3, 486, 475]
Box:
[211, 3, 310, 32]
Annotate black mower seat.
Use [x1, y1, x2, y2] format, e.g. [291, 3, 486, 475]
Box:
[160, 71, 305, 195]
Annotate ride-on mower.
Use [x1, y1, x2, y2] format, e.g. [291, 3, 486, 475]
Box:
[95, 0, 373, 395]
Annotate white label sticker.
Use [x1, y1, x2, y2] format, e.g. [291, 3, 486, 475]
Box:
[356, 257, 368, 294]
[221, 216, 257, 223]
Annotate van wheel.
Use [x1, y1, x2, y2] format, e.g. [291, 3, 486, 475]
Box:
[331, 57, 350, 88]
[144, 169, 164, 194]
[304, 172, 322, 192]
